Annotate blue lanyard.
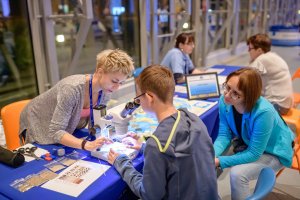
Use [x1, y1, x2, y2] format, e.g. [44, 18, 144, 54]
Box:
[89, 74, 102, 129]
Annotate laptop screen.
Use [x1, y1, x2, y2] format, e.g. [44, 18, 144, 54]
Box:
[185, 72, 220, 100]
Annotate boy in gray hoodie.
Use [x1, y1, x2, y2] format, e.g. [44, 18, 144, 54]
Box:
[108, 65, 218, 200]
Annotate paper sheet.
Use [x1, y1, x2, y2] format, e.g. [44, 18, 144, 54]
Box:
[15, 144, 49, 162]
[173, 97, 218, 116]
[42, 160, 110, 197]
[175, 85, 187, 94]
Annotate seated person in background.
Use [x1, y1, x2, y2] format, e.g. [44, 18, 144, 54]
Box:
[214, 67, 294, 200]
[247, 33, 293, 114]
[19, 49, 134, 151]
[161, 32, 202, 84]
[108, 65, 218, 200]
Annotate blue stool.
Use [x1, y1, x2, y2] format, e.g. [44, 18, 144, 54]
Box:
[246, 167, 276, 200]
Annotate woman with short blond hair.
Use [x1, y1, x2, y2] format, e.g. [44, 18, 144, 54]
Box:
[20, 49, 134, 151]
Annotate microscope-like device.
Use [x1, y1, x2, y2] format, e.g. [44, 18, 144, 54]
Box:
[91, 99, 140, 160]
[92, 99, 140, 137]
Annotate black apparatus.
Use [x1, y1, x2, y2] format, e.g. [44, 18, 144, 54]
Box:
[0, 146, 25, 168]
[93, 99, 140, 119]
[120, 98, 140, 118]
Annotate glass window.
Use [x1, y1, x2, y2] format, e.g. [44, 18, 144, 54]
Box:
[52, 0, 140, 77]
[0, 1, 38, 108]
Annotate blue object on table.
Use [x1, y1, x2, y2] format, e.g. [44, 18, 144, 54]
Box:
[245, 167, 276, 200]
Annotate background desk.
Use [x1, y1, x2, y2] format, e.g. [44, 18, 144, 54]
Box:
[212, 65, 242, 76]
[0, 65, 241, 200]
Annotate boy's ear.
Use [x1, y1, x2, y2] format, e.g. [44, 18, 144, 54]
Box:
[146, 92, 154, 103]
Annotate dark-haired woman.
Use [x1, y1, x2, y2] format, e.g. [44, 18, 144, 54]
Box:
[214, 67, 294, 200]
[161, 32, 201, 84]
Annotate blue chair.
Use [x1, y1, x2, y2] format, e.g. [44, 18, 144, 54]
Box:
[133, 68, 144, 78]
[246, 167, 276, 200]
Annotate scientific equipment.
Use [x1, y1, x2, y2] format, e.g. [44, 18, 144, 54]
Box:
[93, 99, 140, 137]
[91, 100, 140, 160]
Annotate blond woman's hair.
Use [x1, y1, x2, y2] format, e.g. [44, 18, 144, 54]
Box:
[96, 49, 134, 76]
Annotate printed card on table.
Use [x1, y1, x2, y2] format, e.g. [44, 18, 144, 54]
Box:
[42, 160, 110, 197]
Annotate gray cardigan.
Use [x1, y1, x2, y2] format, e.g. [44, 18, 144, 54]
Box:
[19, 75, 110, 144]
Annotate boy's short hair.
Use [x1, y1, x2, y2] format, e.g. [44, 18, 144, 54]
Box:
[226, 67, 262, 112]
[96, 49, 134, 76]
[136, 65, 175, 103]
[175, 33, 194, 48]
[247, 33, 271, 53]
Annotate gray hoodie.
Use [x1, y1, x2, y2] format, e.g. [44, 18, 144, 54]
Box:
[114, 108, 218, 200]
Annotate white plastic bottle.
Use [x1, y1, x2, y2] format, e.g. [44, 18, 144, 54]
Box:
[0, 119, 6, 146]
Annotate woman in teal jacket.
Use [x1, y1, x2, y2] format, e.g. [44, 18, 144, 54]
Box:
[214, 67, 294, 200]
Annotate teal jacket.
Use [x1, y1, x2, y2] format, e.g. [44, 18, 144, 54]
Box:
[214, 96, 294, 169]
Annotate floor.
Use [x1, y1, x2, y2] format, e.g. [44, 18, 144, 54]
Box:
[217, 45, 300, 200]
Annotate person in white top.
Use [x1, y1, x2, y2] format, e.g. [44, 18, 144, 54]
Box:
[247, 33, 293, 114]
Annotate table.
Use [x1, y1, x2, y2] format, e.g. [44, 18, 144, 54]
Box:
[0, 65, 241, 200]
[0, 131, 144, 200]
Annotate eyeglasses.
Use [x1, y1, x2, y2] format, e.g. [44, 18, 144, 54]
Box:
[133, 92, 146, 103]
[222, 83, 242, 100]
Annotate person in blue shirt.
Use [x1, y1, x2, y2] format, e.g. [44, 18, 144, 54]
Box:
[214, 67, 294, 200]
[161, 33, 201, 84]
[108, 65, 218, 200]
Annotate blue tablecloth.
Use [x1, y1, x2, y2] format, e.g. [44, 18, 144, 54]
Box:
[212, 65, 243, 76]
[0, 65, 240, 199]
[0, 129, 144, 200]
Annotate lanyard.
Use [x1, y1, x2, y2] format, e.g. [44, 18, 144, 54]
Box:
[145, 110, 181, 153]
[89, 74, 102, 129]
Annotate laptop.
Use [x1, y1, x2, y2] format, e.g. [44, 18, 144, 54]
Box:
[185, 72, 221, 100]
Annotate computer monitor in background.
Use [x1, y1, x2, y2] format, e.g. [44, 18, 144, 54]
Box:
[185, 72, 220, 100]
